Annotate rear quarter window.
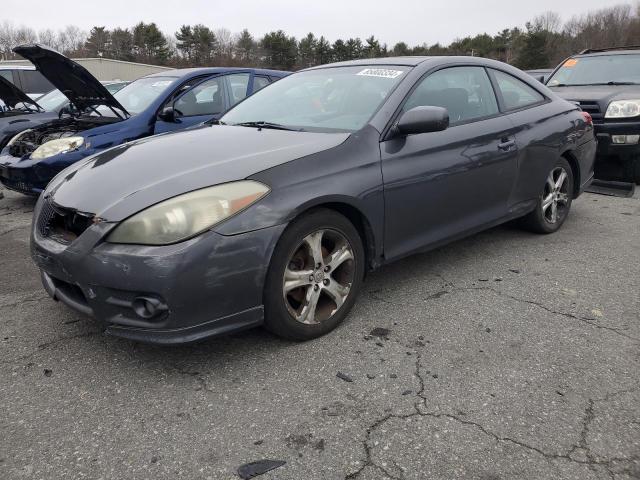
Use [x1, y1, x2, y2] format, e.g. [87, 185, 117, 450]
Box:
[492, 70, 545, 111]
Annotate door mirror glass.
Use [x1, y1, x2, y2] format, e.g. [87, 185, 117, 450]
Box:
[396, 106, 449, 136]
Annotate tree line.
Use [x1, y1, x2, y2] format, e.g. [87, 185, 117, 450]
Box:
[1, 3, 639, 71]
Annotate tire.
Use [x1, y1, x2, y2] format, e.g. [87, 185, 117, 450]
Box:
[519, 157, 574, 234]
[263, 208, 365, 341]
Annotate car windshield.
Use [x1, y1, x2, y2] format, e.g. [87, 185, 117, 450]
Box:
[547, 54, 640, 86]
[39, 82, 127, 113]
[93, 77, 175, 116]
[221, 66, 409, 132]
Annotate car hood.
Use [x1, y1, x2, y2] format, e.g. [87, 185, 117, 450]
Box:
[49, 125, 350, 221]
[0, 75, 41, 111]
[13, 44, 128, 115]
[549, 84, 640, 112]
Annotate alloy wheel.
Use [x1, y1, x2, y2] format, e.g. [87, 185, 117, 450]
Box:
[282, 229, 355, 325]
[542, 167, 570, 224]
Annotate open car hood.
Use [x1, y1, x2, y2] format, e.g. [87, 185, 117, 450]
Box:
[13, 44, 129, 116]
[0, 75, 41, 111]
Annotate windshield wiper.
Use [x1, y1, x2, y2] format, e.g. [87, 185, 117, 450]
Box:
[234, 121, 303, 131]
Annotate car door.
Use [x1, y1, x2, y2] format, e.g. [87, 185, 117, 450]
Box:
[154, 75, 230, 134]
[380, 66, 519, 260]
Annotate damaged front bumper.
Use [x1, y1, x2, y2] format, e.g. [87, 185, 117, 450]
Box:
[30, 194, 286, 345]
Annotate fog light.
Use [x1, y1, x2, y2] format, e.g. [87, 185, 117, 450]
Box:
[612, 135, 640, 144]
[132, 296, 168, 319]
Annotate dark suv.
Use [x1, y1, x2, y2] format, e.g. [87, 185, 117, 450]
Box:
[547, 47, 640, 184]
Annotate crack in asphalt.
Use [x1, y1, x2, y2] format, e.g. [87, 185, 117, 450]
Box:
[344, 336, 640, 480]
[367, 276, 640, 343]
[462, 285, 640, 343]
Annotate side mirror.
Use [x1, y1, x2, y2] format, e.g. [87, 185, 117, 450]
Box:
[395, 106, 449, 136]
[535, 75, 546, 84]
[158, 106, 177, 122]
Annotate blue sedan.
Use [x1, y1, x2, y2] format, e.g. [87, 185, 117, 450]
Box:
[0, 44, 288, 195]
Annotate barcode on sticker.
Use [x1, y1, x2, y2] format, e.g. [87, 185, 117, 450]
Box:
[357, 68, 404, 79]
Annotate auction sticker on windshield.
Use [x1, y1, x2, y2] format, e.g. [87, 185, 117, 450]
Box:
[357, 68, 404, 79]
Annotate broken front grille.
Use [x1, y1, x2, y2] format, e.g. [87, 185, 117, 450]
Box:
[37, 197, 95, 245]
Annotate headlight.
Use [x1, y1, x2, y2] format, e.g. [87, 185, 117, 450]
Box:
[6, 129, 33, 147]
[107, 181, 270, 245]
[31, 136, 84, 160]
[605, 100, 640, 119]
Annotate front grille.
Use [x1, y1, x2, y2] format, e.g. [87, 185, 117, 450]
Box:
[578, 101, 604, 124]
[37, 197, 57, 237]
[37, 197, 95, 244]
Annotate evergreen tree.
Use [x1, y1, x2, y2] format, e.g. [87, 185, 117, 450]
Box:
[110, 28, 134, 61]
[260, 30, 298, 70]
[298, 33, 317, 68]
[85, 26, 110, 57]
[315, 36, 332, 65]
[236, 29, 257, 63]
[133, 22, 170, 64]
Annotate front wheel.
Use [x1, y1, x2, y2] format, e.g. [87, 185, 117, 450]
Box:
[263, 209, 365, 341]
[519, 158, 574, 234]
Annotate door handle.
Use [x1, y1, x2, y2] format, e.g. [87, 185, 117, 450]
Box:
[498, 139, 516, 151]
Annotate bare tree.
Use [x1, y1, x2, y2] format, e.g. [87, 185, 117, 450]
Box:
[38, 29, 60, 50]
[214, 28, 234, 58]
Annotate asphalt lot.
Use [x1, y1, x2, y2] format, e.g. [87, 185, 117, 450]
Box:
[0, 188, 639, 480]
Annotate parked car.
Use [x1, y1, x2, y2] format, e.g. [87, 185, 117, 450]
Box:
[0, 74, 43, 116]
[547, 46, 640, 184]
[30, 56, 596, 344]
[0, 80, 129, 151]
[525, 69, 553, 83]
[0, 65, 54, 99]
[0, 44, 288, 195]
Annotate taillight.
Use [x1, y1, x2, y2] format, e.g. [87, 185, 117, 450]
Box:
[581, 111, 593, 125]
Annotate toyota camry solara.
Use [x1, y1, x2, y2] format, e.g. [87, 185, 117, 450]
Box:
[31, 56, 597, 344]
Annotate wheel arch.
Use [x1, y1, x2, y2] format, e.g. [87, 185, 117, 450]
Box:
[560, 148, 581, 198]
[287, 198, 379, 271]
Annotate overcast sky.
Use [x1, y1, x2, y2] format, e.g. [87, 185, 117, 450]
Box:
[3, 0, 631, 46]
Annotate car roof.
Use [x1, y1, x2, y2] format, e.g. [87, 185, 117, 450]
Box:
[575, 47, 640, 57]
[144, 67, 290, 79]
[0, 65, 36, 71]
[307, 57, 433, 69]
[304, 56, 524, 72]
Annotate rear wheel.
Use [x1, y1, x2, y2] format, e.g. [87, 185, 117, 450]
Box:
[520, 157, 574, 234]
[264, 209, 365, 341]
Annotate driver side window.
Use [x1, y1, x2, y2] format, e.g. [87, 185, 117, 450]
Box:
[403, 66, 499, 125]
[174, 77, 225, 116]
